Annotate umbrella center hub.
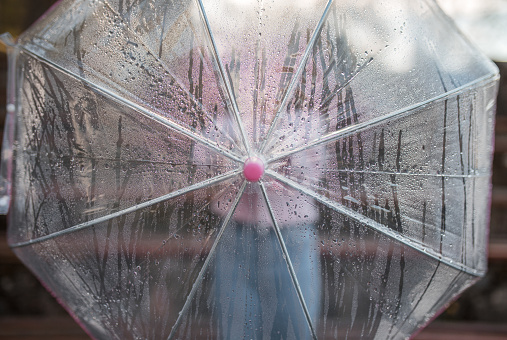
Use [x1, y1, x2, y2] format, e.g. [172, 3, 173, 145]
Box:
[243, 157, 265, 182]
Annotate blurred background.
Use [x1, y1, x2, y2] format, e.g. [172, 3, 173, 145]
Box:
[0, 0, 506, 339]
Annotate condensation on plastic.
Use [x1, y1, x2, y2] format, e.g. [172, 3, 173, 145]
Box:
[0, 0, 500, 339]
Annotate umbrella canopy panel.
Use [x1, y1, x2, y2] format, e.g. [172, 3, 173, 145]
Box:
[1, 0, 499, 339]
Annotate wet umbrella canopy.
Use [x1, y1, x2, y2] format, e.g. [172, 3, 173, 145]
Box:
[0, 0, 500, 339]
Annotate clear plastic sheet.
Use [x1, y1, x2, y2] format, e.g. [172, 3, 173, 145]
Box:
[1, 0, 499, 339]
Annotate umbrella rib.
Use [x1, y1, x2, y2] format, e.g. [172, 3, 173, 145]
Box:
[266, 72, 499, 164]
[70, 181, 236, 319]
[25, 152, 234, 167]
[100, 0, 246, 156]
[259, 0, 334, 154]
[9, 169, 241, 248]
[266, 169, 484, 276]
[19, 47, 243, 164]
[259, 181, 318, 340]
[308, 168, 489, 179]
[167, 180, 247, 340]
[195, 0, 252, 155]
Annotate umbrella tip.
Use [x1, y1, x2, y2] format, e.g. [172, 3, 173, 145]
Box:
[243, 157, 265, 182]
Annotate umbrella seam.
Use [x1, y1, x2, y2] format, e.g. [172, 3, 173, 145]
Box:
[195, 0, 252, 155]
[62, 180, 238, 321]
[18, 47, 244, 164]
[9, 169, 241, 248]
[266, 169, 485, 277]
[298, 169, 490, 178]
[259, 181, 319, 340]
[167, 180, 247, 340]
[100, 0, 247, 156]
[259, 0, 334, 155]
[266, 72, 499, 164]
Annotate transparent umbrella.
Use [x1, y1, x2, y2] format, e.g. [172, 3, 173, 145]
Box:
[0, 0, 500, 339]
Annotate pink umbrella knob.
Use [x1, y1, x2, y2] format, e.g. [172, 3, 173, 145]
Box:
[243, 157, 265, 182]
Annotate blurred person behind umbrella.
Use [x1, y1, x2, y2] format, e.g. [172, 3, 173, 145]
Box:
[204, 15, 360, 338]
